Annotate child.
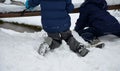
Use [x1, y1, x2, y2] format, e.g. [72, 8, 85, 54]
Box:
[25, 0, 89, 57]
[75, 0, 120, 47]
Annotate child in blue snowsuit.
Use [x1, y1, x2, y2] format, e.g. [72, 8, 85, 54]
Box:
[75, 0, 120, 45]
[25, 0, 89, 57]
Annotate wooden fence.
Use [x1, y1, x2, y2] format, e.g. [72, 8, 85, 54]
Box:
[0, 4, 120, 18]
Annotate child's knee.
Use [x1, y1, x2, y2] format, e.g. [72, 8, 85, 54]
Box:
[61, 30, 73, 42]
[47, 33, 62, 49]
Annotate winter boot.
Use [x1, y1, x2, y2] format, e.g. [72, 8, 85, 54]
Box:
[61, 30, 89, 57]
[81, 32, 105, 48]
[0, 0, 5, 3]
[38, 37, 52, 56]
[88, 38, 105, 48]
[38, 33, 62, 56]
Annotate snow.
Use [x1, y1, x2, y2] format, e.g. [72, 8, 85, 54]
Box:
[0, 3, 25, 13]
[0, 1, 120, 71]
[0, 28, 120, 71]
[4, 0, 11, 4]
[0, 16, 42, 26]
[0, 0, 120, 13]
[106, 0, 120, 5]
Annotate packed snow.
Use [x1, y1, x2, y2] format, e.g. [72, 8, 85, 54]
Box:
[0, 27, 120, 71]
[0, 0, 120, 13]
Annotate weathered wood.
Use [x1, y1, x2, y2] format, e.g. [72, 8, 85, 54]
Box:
[0, 5, 120, 18]
[108, 5, 120, 10]
[0, 11, 41, 18]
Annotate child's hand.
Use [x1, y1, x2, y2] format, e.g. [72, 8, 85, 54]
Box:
[25, 0, 34, 10]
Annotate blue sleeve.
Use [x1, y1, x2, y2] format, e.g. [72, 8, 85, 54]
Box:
[65, 0, 74, 13]
[75, 8, 88, 32]
[28, 0, 41, 7]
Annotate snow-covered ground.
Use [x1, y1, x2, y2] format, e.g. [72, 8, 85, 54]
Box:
[0, 0, 120, 13]
[0, 10, 120, 71]
[0, 26, 120, 71]
[0, 0, 120, 71]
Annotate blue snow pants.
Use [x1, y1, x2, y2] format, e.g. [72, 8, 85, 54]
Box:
[77, 27, 120, 42]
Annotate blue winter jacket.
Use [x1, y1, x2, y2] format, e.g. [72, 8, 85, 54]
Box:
[28, 0, 74, 33]
[75, 0, 120, 34]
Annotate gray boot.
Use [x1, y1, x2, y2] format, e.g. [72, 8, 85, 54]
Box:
[67, 36, 89, 57]
[0, 0, 5, 3]
[38, 37, 52, 56]
[61, 30, 89, 57]
[38, 34, 62, 56]
[89, 38, 105, 48]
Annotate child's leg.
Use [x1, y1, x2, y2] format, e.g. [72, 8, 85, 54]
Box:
[77, 27, 105, 48]
[112, 32, 120, 38]
[47, 33, 62, 49]
[61, 30, 89, 57]
[78, 27, 103, 42]
[61, 30, 77, 51]
[106, 23, 120, 38]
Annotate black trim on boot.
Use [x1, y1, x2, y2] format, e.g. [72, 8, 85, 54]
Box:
[76, 47, 89, 57]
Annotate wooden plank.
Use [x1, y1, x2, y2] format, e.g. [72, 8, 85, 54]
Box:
[0, 5, 120, 18]
[0, 11, 40, 18]
[108, 4, 120, 10]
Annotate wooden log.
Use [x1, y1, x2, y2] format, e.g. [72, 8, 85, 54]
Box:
[0, 11, 40, 18]
[0, 5, 120, 18]
[108, 4, 120, 10]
